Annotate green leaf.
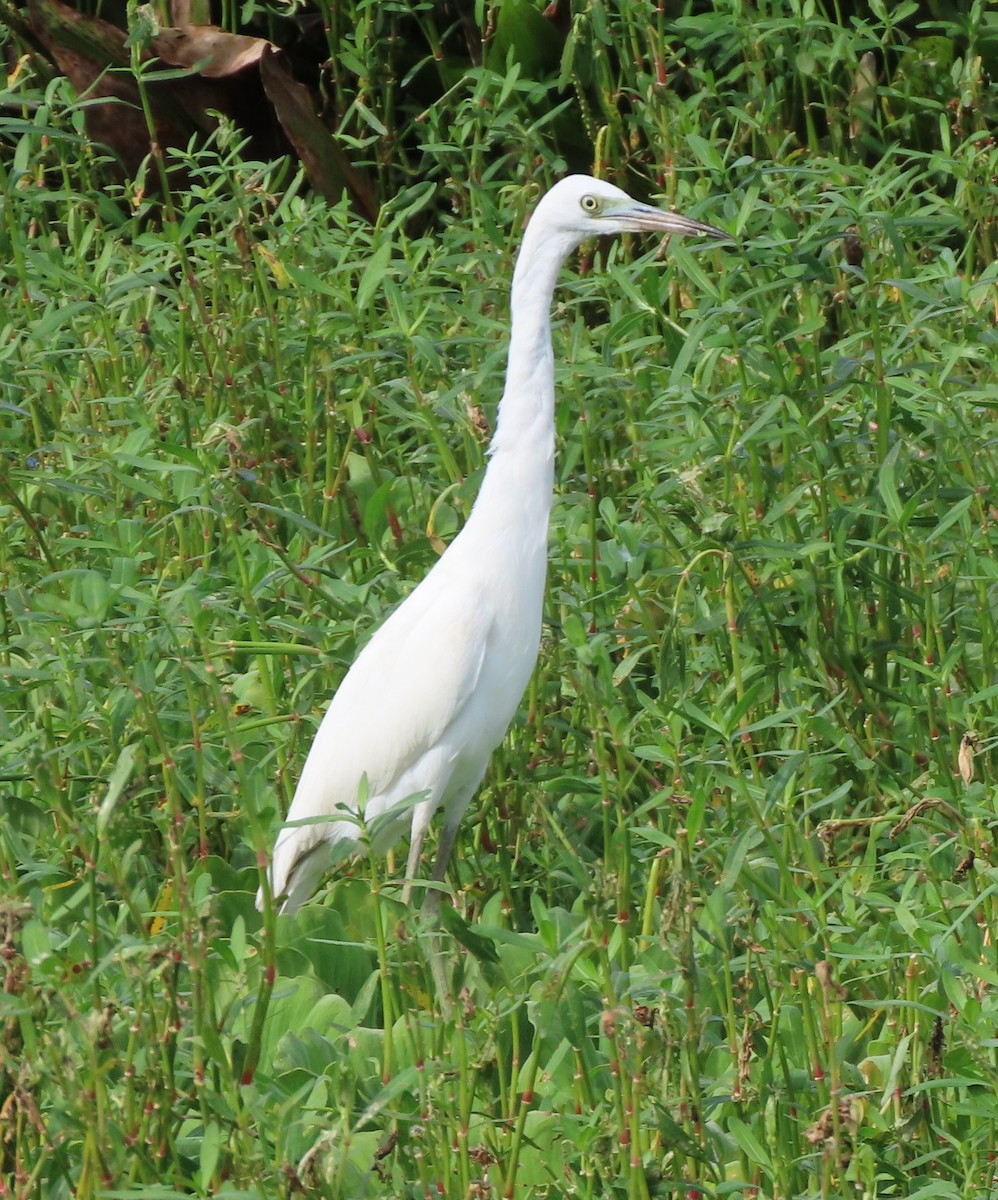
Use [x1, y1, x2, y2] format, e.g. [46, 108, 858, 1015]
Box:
[725, 1114, 773, 1170]
[96, 742, 140, 837]
[878, 439, 904, 528]
[439, 905, 500, 963]
[356, 239, 393, 310]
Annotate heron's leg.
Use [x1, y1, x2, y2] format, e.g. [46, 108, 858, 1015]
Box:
[400, 833, 423, 904]
[402, 794, 438, 903]
[416, 817, 465, 1010]
[420, 816, 463, 919]
[421, 790, 478, 1009]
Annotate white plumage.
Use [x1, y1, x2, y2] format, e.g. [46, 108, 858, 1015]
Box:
[258, 175, 724, 915]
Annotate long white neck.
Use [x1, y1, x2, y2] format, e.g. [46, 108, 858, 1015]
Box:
[488, 220, 580, 458]
[457, 216, 581, 563]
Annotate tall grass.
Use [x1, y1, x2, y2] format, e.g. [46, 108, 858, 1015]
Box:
[2, 3, 998, 1197]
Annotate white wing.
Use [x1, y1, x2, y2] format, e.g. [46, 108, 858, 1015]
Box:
[261, 556, 502, 910]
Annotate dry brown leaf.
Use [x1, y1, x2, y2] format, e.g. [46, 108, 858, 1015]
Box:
[260, 45, 378, 220]
[958, 730, 979, 787]
[151, 25, 276, 78]
[889, 796, 959, 838]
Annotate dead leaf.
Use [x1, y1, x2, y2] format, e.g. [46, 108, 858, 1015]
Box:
[889, 796, 960, 838]
[259, 45, 377, 220]
[29, 0, 197, 178]
[958, 730, 978, 786]
[151, 25, 275, 78]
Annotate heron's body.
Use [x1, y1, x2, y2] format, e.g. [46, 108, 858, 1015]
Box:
[259, 176, 724, 914]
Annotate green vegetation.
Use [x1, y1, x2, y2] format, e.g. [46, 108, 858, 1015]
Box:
[2, 0, 997, 1196]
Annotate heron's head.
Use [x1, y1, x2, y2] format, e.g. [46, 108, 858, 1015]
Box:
[531, 174, 727, 245]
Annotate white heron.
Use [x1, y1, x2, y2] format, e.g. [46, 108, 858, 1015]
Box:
[257, 175, 725, 915]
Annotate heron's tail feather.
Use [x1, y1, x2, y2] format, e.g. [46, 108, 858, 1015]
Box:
[255, 817, 359, 913]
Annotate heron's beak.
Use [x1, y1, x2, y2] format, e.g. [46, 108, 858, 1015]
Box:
[623, 203, 728, 241]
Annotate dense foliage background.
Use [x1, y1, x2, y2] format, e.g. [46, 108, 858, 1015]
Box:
[2, 0, 997, 1196]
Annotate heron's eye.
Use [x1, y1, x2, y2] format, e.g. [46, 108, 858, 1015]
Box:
[580, 194, 601, 214]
